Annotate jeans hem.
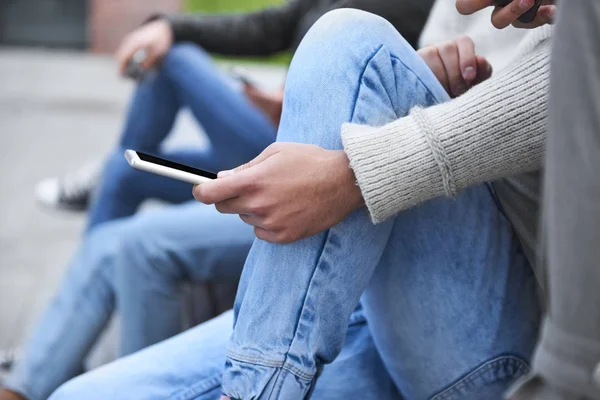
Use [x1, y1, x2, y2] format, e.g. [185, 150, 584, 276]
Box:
[226, 352, 315, 382]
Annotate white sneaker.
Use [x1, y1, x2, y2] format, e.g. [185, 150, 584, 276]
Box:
[35, 162, 100, 212]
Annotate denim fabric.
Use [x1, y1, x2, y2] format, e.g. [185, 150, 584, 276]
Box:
[87, 43, 276, 230]
[49, 310, 399, 400]
[11, 9, 541, 400]
[221, 9, 541, 399]
[3, 204, 254, 400]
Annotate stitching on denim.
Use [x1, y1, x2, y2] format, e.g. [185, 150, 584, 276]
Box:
[226, 352, 315, 381]
[227, 351, 285, 367]
[431, 355, 530, 400]
[167, 375, 221, 400]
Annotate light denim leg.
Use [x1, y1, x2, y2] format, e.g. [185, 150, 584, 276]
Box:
[221, 9, 540, 399]
[3, 221, 123, 400]
[3, 203, 253, 400]
[88, 43, 275, 229]
[116, 203, 254, 355]
[49, 310, 400, 400]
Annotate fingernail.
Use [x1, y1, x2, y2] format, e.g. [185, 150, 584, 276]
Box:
[519, 0, 533, 9]
[463, 66, 476, 81]
[542, 7, 555, 21]
[217, 170, 234, 178]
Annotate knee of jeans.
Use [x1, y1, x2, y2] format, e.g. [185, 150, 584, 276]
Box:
[162, 42, 210, 74]
[298, 9, 402, 58]
[287, 8, 408, 100]
[115, 217, 176, 283]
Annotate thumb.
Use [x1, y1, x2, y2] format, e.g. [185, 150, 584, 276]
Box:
[218, 143, 280, 178]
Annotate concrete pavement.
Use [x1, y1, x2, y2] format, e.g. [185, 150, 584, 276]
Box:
[0, 47, 285, 356]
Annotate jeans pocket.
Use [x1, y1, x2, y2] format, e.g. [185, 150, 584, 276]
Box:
[431, 355, 531, 400]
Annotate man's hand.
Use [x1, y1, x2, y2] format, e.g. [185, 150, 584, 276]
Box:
[455, 0, 555, 29]
[193, 143, 365, 244]
[243, 84, 284, 127]
[418, 36, 492, 98]
[116, 19, 174, 76]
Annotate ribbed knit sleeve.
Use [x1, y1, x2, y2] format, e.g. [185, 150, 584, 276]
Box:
[341, 34, 551, 223]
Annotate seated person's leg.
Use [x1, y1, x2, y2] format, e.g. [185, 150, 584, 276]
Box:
[87, 43, 276, 229]
[49, 309, 401, 400]
[2, 204, 252, 399]
[114, 202, 254, 355]
[220, 9, 540, 399]
[2, 221, 127, 400]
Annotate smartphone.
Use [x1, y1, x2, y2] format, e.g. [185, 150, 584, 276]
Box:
[496, 0, 543, 23]
[124, 49, 149, 82]
[125, 150, 217, 185]
[228, 66, 258, 87]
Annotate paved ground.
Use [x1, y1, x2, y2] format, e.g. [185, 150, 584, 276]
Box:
[0, 47, 285, 354]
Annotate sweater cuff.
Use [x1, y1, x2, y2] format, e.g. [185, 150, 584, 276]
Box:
[341, 113, 445, 224]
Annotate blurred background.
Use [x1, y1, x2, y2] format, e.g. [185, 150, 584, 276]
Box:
[0, 0, 286, 362]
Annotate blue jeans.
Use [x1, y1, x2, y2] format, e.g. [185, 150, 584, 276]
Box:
[220, 9, 541, 399]
[50, 9, 541, 400]
[87, 43, 276, 230]
[3, 203, 254, 400]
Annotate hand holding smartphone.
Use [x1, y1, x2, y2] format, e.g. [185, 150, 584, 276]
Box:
[125, 150, 217, 185]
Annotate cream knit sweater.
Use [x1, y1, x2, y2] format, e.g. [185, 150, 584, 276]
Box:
[341, 8, 551, 227]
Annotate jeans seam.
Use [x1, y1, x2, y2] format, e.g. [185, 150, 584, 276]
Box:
[27, 248, 115, 398]
[431, 355, 531, 400]
[226, 352, 315, 381]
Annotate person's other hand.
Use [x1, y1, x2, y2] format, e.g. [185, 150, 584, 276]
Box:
[455, 0, 555, 29]
[116, 19, 174, 76]
[418, 36, 492, 98]
[243, 84, 284, 127]
[193, 143, 365, 244]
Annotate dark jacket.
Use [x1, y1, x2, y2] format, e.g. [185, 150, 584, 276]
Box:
[161, 0, 433, 55]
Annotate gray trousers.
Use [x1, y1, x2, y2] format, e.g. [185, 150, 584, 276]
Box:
[508, 1, 600, 399]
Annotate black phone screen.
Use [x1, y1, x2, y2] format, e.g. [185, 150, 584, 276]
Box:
[137, 152, 218, 180]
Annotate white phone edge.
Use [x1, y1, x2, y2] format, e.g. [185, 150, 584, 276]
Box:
[124, 150, 212, 185]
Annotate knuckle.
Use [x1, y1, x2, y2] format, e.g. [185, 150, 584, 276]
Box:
[439, 41, 457, 56]
[262, 217, 278, 231]
[249, 202, 267, 217]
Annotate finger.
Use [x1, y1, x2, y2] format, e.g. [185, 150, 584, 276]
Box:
[115, 38, 139, 76]
[192, 174, 247, 205]
[455, 0, 494, 15]
[214, 197, 251, 215]
[240, 214, 265, 228]
[456, 36, 477, 84]
[512, 4, 555, 28]
[420, 47, 450, 94]
[254, 226, 278, 243]
[438, 41, 466, 97]
[140, 47, 159, 70]
[473, 56, 493, 85]
[218, 143, 281, 177]
[491, 0, 536, 29]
